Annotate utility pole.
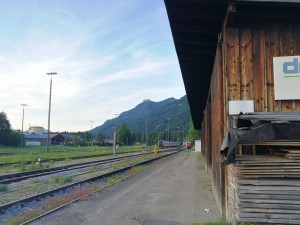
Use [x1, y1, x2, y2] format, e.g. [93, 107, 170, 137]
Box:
[46, 72, 57, 153]
[90, 120, 94, 146]
[167, 117, 171, 148]
[143, 99, 150, 151]
[113, 113, 119, 156]
[20, 104, 27, 148]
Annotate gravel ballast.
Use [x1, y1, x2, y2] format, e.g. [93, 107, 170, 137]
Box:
[29, 152, 222, 225]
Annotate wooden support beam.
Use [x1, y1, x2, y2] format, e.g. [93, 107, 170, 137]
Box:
[224, 2, 236, 28]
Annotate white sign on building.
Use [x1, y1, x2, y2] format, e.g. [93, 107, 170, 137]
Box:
[228, 100, 254, 115]
[273, 56, 300, 100]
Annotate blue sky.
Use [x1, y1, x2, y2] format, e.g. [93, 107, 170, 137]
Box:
[0, 0, 185, 132]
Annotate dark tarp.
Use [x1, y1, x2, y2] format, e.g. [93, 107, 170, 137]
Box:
[221, 112, 300, 165]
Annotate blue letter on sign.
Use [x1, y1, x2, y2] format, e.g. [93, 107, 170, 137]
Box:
[283, 58, 299, 74]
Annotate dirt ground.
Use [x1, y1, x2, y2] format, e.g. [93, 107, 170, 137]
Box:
[30, 151, 222, 225]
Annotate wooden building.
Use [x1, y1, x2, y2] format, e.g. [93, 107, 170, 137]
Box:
[165, 0, 300, 224]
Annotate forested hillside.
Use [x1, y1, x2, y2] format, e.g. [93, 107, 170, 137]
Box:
[92, 95, 192, 142]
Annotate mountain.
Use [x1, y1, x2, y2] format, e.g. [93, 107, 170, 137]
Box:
[92, 95, 192, 137]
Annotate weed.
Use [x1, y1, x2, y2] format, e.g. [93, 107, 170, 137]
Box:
[49, 175, 72, 184]
[44, 160, 54, 168]
[106, 175, 122, 186]
[199, 175, 212, 191]
[50, 175, 60, 183]
[4, 208, 41, 225]
[44, 197, 62, 211]
[192, 219, 229, 225]
[131, 165, 147, 173]
[62, 176, 73, 184]
[126, 165, 147, 176]
[197, 153, 206, 171]
[197, 153, 204, 161]
[18, 162, 26, 172]
[43, 187, 91, 211]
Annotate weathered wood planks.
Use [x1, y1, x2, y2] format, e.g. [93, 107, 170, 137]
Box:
[227, 155, 300, 224]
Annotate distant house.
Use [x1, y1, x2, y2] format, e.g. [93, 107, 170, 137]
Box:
[48, 134, 66, 146]
[25, 134, 47, 146]
[104, 139, 113, 146]
[25, 133, 70, 146]
[60, 133, 73, 142]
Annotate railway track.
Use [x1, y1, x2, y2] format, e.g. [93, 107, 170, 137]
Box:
[0, 149, 141, 167]
[0, 152, 146, 184]
[0, 149, 181, 225]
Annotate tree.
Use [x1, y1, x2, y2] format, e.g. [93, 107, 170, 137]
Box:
[7, 130, 20, 147]
[116, 123, 132, 146]
[188, 121, 201, 142]
[0, 112, 12, 146]
[72, 135, 81, 146]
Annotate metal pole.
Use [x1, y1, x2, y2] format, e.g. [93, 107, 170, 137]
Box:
[167, 117, 171, 148]
[20, 104, 27, 148]
[90, 120, 94, 146]
[113, 114, 119, 156]
[113, 131, 116, 156]
[46, 72, 57, 153]
[155, 124, 160, 144]
[143, 99, 150, 151]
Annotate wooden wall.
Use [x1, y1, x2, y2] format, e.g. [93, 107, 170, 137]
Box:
[201, 18, 300, 216]
[224, 20, 300, 112]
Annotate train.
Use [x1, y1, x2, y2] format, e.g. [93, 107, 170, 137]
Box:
[157, 140, 181, 148]
[183, 141, 192, 149]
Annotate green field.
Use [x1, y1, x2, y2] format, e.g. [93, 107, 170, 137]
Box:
[0, 145, 148, 165]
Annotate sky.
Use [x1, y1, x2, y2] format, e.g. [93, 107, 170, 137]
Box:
[0, 0, 186, 132]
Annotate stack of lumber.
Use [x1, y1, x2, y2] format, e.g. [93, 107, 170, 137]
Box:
[270, 148, 300, 160]
[227, 155, 300, 224]
[239, 112, 300, 122]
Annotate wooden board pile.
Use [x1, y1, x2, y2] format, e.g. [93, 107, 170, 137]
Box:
[270, 148, 300, 160]
[227, 155, 300, 224]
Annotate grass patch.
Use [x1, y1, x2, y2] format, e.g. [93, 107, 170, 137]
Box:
[49, 175, 73, 184]
[4, 187, 91, 225]
[197, 153, 206, 171]
[0, 145, 144, 165]
[203, 177, 212, 191]
[44, 160, 54, 168]
[192, 219, 229, 225]
[131, 165, 147, 173]
[106, 175, 122, 186]
[0, 184, 8, 192]
[4, 208, 41, 225]
[192, 217, 259, 224]
[126, 165, 148, 176]
[15, 162, 26, 172]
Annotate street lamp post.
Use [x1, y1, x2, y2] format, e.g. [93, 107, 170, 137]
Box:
[155, 124, 160, 144]
[143, 99, 150, 151]
[167, 118, 171, 148]
[20, 104, 27, 148]
[90, 120, 94, 146]
[113, 113, 119, 156]
[46, 72, 57, 153]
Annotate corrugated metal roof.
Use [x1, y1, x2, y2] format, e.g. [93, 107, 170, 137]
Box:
[164, 0, 300, 129]
[25, 134, 47, 139]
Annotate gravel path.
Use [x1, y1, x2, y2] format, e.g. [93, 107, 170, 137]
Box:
[30, 151, 221, 225]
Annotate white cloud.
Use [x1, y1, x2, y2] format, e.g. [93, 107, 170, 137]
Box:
[0, 0, 186, 132]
